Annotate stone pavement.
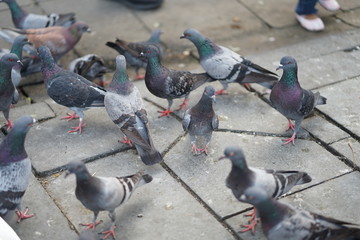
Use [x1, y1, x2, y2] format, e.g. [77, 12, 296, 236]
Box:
[1, 0, 360, 239]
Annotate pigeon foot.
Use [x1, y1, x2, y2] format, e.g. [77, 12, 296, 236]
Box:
[287, 120, 295, 131]
[101, 225, 116, 239]
[191, 144, 208, 155]
[242, 83, 251, 90]
[5, 119, 13, 130]
[68, 122, 86, 134]
[62, 113, 80, 121]
[80, 220, 102, 230]
[215, 89, 228, 95]
[134, 74, 145, 80]
[119, 137, 133, 147]
[16, 207, 34, 223]
[240, 218, 258, 233]
[177, 98, 189, 111]
[282, 133, 296, 145]
[158, 108, 173, 118]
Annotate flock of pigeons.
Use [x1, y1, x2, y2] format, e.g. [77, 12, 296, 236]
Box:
[0, 0, 359, 239]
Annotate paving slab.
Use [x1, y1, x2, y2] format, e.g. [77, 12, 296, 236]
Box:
[134, 0, 264, 51]
[44, 150, 236, 240]
[338, 0, 360, 10]
[27, 99, 183, 175]
[164, 131, 351, 218]
[9, 174, 78, 240]
[316, 77, 360, 137]
[330, 137, 360, 169]
[336, 8, 360, 26]
[225, 171, 360, 239]
[38, 0, 150, 59]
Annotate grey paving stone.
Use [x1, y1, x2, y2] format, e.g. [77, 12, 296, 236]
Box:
[9, 174, 78, 240]
[302, 115, 350, 144]
[44, 151, 236, 240]
[337, 8, 360, 26]
[164, 131, 351, 218]
[338, 0, 360, 10]
[225, 171, 360, 239]
[134, 0, 263, 51]
[22, 83, 49, 103]
[38, 0, 149, 59]
[330, 137, 360, 169]
[27, 99, 183, 175]
[316, 77, 360, 137]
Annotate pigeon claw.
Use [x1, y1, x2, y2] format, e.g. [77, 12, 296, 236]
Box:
[158, 108, 174, 118]
[119, 137, 133, 147]
[5, 119, 13, 131]
[177, 98, 189, 111]
[244, 209, 256, 222]
[215, 89, 228, 95]
[282, 133, 296, 145]
[16, 207, 34, 223]
[240, 218, 258, 233]
[134, 74, 145, 80]
[101, 225, 116, 239]
[68, 122, 86, 134]
[242, 83, 251, 90]
[61, 113, 80, 121]
[191, 144, 208, 155]
[80, 220, 102, 230]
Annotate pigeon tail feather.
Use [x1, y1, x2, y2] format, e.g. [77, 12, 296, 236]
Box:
[135, 145, 163, 165]
[314, 91, 327, 105]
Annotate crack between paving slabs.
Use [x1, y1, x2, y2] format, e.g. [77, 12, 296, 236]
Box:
[310, 74, 360, 92]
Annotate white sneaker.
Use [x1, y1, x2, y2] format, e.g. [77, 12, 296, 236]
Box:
[319, 0, 340, 11]
[296, 14, 325, 32]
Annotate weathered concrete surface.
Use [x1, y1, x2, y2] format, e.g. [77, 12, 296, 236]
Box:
[330, 137, 360, 169]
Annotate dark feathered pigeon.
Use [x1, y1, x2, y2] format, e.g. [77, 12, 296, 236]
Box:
[106, 29, 164, 80]
[105, 55, 163, 165]
[182, 86, 218, 155]
[180, 28, 278, 95]
[37, 45, 106, 134]
[0, 0, 75, 29]
[0, 115, 36, 223]
[140, 45, 214, 117]
[240, 186, 360, 240]
[65, 160, 153, 240]
[1, 22, 91, 60]
[68, 54, 109, 87]
[219, 146, 312, 233]
[270, 56, 327, 145]
[0, 53, 21, 130]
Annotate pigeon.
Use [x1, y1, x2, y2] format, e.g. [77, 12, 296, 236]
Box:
[240, 186, 360, 240]
[219, 146, 312, 232]
[0, 35, 30, 87]
[270, 56, 327, 145]
[0, 53, 21, 130]
[180, 28, 278, 95]
[0, 21, 91, 60]
[140, 45, 214, 117]
[37, 45, 106, 134]
[0, 115, 36, 223]
[0, 0, 75, 29]
[68, 54, 109, 87]
[0, 217, 21, 240]
[104, 55, 163, 165]
[65, 160, 153, 240]
[182, 85, 219, 155]
[106, 29, 164, 80]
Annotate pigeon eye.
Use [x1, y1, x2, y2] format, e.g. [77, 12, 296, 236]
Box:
[287, 61, 292, 64]
[229, 152, 235, 157]
[185, 33, 191, 37]
[8, 58, 14, 62]
[147, 50, 151, 53]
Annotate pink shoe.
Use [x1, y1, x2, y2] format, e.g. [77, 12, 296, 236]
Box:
[319, 0, 340, 11]
[296, 14, 324, 32]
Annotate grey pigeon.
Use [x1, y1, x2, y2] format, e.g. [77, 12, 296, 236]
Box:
[0, 35, 30, 87]
[140, 45, 214, 117]
[0, 115, 36, 223]
[104, 55, 163, 165]
[106, 29, 164, 80]
[68, 54, 109, 87]
[0, 0, 75, 29]
[180, 28, 278, 95]
[65, 160, 153, 240]
[182, 85, 219, 155]
[219, 146, 312, 232]
[1, 21, 91, 60]
[38, 46, 106, 134]
[270, 56, 327, 145]
[240, 186, 360, 240]
[0, 53, 21, 130]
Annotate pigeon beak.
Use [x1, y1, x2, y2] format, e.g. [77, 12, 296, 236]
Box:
[239, 194, 247, 201]
[139, 52, 145, 57]
[211, 95, 216, 103]
[218, 155, 227, 161]
[64, 170, 72, 178]
[276, 64, 283, 71]
[17, 60, 23, 66]
[86, 28, 92, 33]
[180, 34, 185, 39]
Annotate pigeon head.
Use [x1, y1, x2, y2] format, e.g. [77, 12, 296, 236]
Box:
[71, 21, 91, 33]
[65, 160, 89, 179]
[239, 186, 268, 205]
[108, 55, 134, 95]
[0, 53, 22, 68]
[11, 115, 36, 134]
[13, 35, 30, 48]
[149, 29, 163, 43]
[37, 45, 53, 60]
[276, 56, 297, 71]
[139, 45, 161, 59]
[180, 28, 202, 41]
[220, 146, 248, 170]
[203, 85, 216, 101]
